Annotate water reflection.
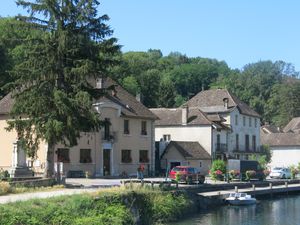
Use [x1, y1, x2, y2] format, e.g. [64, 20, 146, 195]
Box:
[170, 195, 300, 225]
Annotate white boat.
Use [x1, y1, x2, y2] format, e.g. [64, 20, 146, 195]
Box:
[225, 193, 256, 205]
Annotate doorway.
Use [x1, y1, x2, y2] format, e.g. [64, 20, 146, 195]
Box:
[103, 149, 111, 176]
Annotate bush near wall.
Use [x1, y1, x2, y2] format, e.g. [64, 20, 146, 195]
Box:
[0, 188, 197, 225]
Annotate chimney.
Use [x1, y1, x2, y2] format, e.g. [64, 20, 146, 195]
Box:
[223, 98, 229, 109]
[136, 93, 141, 102]
[96, 78, 103, 89]
[182, 104, 188, 125]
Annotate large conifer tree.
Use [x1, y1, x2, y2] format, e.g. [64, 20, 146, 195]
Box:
[6, 0, 119, 177]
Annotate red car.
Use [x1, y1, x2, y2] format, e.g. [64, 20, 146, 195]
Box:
[169, 166, 205, 184]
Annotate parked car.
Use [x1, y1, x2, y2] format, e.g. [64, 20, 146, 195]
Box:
[269, 167, 291, 179]
[169, 166, 205, 184]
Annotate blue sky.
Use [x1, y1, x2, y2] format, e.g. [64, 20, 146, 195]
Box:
[1, 0, 300, 70]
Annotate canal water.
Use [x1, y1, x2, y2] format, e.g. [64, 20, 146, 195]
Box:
[170, 194, 300, 225]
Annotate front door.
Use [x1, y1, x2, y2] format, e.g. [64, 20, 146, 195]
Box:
[103, 149, 111, 176]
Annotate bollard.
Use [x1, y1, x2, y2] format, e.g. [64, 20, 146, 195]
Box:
[218, 191, 221, 196]
[269, 183, 273, 189]
[235, 186, 238, 193]
[151, 181, 154, 189]
[285, 182, 288, 188]
[252, 184, 255, 191]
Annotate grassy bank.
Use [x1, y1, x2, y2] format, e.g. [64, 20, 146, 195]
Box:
[0, 185, 197, 225]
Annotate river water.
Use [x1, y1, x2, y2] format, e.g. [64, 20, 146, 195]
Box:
[170, 194, 300, 225]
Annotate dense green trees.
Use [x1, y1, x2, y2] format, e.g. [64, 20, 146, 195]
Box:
[3, 0, 119, 177]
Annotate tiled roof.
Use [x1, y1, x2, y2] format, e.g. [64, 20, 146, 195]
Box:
[150, 107, 212, 126]
[186, 89, 260, 117]
[283, 117, 300, 133]
[0, 77, 157, 120]
[93, 77, 158, 120]
[261, 132, 300, 147]
[162, 141, 211, 160]
[261, 124, 281, 134]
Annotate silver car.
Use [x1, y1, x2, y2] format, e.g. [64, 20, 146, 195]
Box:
[269, 167, 291, 179]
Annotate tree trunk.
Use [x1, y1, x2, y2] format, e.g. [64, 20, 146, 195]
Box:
[44, 143, 55, 178]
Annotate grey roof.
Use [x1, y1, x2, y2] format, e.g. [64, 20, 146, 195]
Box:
[100, 78, 158, 120]
[0, 77, 157, 120]
[186, 89, 260, 118]
[283, 117, 300, 133]
[150, 107, 212, 126]
[261, 132, 300, 147]
[162, 141, 211, 160]
[261, 124, 281, 134]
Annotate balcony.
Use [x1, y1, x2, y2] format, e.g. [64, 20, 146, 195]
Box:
[233, 146, 263, 153]
[215, 143, 228, 152]
[101, 131, 117, 142]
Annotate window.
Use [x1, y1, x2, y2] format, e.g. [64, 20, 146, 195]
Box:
[80, 149, 92, 163]
[57, 148, 70, 163]
[252, 135, 256, 151]
[245, 135, 249, 151]
[124, 119, 130, 134]
[139, 150, 149, 163]
[255, 118, 257, 128]
[141, 121, 147, 135]
[249, 118, 252, 127]
[243, 116, 246, 126]
[236, 134, 239, 150]
[216, 134, 221, 151]
[121, 150, 132, 163]
[163, 134, 171, 141]
[235, 115, 238, 126]
[104, 118, 110, 140]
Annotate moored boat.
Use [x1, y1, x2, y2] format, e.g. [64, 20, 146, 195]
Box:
[225, 193, 256, 205]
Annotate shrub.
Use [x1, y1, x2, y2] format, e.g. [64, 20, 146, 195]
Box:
[229, 170, 240, 179]
[210, 160, 226, 181]
[0, 169, 10, 180]
[0, 182, 11, 195]
[245, 170, 256, 181]
[289, 165, 298, 179]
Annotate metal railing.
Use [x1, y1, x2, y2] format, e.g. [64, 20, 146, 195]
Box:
[215, 143, 228, 152]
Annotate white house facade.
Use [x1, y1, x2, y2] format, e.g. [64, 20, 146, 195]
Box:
[261, 119, 300, 169]
[151, 89, 261, 173]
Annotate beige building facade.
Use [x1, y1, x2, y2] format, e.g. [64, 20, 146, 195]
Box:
[0, 78, 157, 177]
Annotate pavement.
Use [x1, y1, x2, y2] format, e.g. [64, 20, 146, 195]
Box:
[0, 188, 98, 204]
[0, 177, 289, 205]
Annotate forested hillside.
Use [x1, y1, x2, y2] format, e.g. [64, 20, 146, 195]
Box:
[108, 50, 300, 127]
[0, 17, 299, 128]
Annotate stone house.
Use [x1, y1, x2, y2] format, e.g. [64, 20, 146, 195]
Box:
[0, 78, 157, 177]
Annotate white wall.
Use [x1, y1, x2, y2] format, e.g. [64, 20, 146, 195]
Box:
[155, 126, 212, 155]
[228, 108, 261, 152]
[269, 146, 300, 169]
